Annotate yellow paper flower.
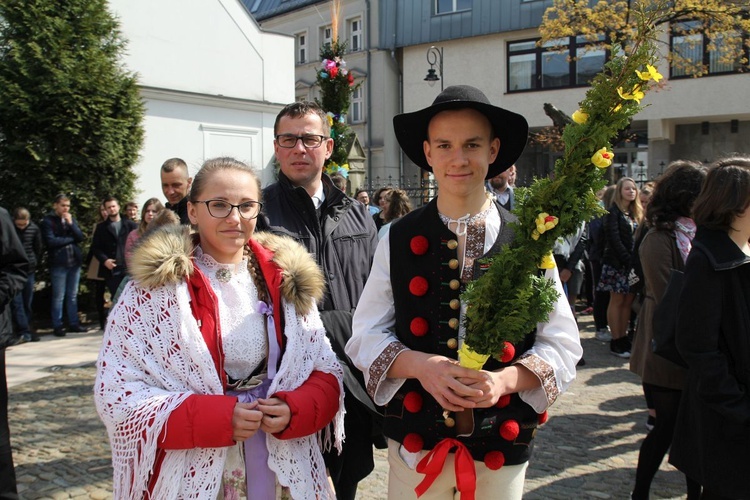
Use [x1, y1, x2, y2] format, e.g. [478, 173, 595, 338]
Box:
[538, 252, 556, 269]
[326, 113, 335, 127]
[531, 213, 558, 240]
[458, 343, 490, 370]
[617, 85, 645, 104]
[591, 147, 614, 168]
[636, 64, 663, 82]
[571, 110, 589, 124]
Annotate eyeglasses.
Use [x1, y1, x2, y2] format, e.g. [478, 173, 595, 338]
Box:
[193, 200, 263, 220]
[275, 134, 328, 149]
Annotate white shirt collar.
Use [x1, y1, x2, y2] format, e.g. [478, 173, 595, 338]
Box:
[311, 182, 326, 209]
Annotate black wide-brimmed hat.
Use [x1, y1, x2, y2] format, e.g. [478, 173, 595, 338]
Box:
[393, 85, 529, 179]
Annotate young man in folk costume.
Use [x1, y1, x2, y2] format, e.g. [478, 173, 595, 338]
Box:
[346, 85, 582, 498]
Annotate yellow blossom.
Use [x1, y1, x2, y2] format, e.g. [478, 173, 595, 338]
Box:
[538, 252, 556, 269]
[617, 85, 645, 104]
[572, 110, 589, 124]
[591, 147, 614, 168]
[532, 213, 558, 239]
[636, 64, 663, 82]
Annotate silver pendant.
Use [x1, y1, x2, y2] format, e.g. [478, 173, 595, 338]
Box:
[215, 268, 232, 283]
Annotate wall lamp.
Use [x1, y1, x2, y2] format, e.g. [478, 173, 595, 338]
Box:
[424, 46, 444, 91]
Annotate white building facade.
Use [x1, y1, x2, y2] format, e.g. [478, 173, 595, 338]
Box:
[250, 0, 750, 195]
[109, 0, 295, 206]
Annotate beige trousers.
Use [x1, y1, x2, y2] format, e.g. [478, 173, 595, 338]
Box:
[386, 439, 528, 499]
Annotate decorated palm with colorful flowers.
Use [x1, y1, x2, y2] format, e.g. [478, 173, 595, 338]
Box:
[461, 4, 663, 359]
[316, 40, 360, 176]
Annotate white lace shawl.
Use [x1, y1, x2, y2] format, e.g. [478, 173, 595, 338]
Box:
[94, 278, 345, 500]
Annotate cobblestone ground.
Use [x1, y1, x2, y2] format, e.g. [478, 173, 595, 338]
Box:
[9, 315, 688, 499]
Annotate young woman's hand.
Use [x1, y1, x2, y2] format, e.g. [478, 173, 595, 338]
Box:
[232, 401, 263, 442]
[257, 397, 291, 434]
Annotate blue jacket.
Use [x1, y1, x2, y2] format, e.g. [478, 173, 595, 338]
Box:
[41, 212, 84, 268]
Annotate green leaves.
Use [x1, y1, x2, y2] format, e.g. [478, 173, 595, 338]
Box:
[0, 0, 144, 230]
[462, 3, 663, 355]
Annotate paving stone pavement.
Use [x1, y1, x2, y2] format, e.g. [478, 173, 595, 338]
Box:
[7, 315, 689, 499]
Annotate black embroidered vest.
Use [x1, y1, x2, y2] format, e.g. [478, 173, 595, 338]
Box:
[386, 199, 539, 466]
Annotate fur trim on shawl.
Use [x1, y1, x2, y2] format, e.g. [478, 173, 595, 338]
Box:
[129, 224, 325, 315]
[95, 226, 343, 500]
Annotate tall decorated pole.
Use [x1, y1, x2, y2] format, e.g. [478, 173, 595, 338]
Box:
[315, 0, 360, 181]
[458, 1, 665, 367]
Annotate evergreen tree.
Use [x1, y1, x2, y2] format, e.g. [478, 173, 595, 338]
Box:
[0, 0, 145, 232]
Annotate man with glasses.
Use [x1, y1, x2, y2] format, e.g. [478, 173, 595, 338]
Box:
[261, 101, 381, 500]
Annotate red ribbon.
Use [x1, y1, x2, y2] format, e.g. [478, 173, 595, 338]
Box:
[415, 438, 476, 500]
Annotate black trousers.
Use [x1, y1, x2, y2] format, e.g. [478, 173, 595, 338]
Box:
[632, 383, 699, 500]
[323, 391, 376, 500]
[104, 270, 126, 298]
[0, 350, 18, 499]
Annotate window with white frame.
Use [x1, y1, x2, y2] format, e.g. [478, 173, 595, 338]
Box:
[435, 0, 471, 14]
[350, 83, 364, 123]
[321, 25, 333, 48]
[348, 17, 363, 52]
[295, 32, 308, 64]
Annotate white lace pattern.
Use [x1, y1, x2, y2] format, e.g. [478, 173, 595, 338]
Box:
[94, 272, 344, 499]
[194, 246, 266, 380]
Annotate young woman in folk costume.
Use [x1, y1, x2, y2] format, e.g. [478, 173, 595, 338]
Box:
[94, 157, 344, 499]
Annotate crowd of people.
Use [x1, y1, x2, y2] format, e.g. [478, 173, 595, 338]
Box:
[1, 88, 748, 499]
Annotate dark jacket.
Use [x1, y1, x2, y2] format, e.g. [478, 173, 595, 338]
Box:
[602, 204, 636, 270]
[1, 207, 29, 349]
[587, 216, 606, 262]
[261, 171, 381, 481]
[91, 217, 138, 278]
[629, 228, 687, 390]
[14, 221, 43, 273]
[262, 172, 378, 393]
[262, 172, 378, 314]
[41, 212, 84, 268]
[669, 227, 750, 497]
[165, 197, 190, 225]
